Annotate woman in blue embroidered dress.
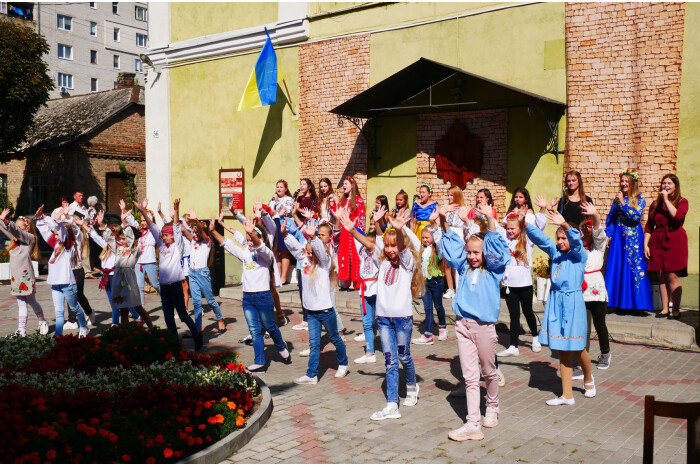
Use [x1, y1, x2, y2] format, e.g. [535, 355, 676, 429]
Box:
[524, 206, 595, 406]
[412, 184, 438, 241]
[604, 170, 653, 313]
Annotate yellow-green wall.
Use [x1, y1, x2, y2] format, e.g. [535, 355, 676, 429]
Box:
[677, 2, 700, 305]
[171, 2, 279, 43]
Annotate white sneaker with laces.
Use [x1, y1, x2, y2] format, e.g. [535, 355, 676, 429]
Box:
[299, 348, 310, 357]
[497, 346, 519, 357]
[292, 322, 308, 331]
[448, 423, 484, 441]
[15, 329, 26, 337]
[63, 321, 79, 330]
[293, 375, 318, 385]
[39, 321, 49, 335]
[335, 365, 349, 378]
[403, 384, 419, 407]
[443, 289, 455, 299]
[412, 334, 434, 345]
[354, 354, 376, 364]
[438, 328, 448, 341]
[497, 368, 506, 387]
[532, 339, 542, 352]
[353, 333, 366, 342]
[78, 327, 89, 338]
[370, 403, 401, 421]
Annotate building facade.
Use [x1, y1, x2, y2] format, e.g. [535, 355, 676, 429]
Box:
[144, 3, 700, 292]
[1, 1, 148, 98]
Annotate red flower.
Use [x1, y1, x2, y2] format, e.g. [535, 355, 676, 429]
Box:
[122, 454, 131, 462]
[108, 433, 118, 443]
[203, 401, 211, 409]
[163, 448, 173, 458]
[85, 446, 92, 452]
[46, 449, 56, 460]
[198, 424, 206, 430]
[85, 427, 97, 436]
[146, 457, 155, 464]
[19, 283, 28, 291]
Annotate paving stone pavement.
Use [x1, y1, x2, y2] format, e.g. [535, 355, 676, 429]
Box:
[1, 277, 698, 464]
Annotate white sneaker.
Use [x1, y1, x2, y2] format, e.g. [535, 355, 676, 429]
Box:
[293, 375, 318, 385]
[354, 354, 376, 364]
[292, 322, 308, 331]
[78, 327, 89, 338]
[335, 365, 349, 378]
[443, 289, 455, 299]
[299, 348, 310, 357]
[412, 334, 434, 345]
[403, 384, 419, 407]
[370, 403, 401, 421]
[15, 329, 27, 337]
[438, 328, 448, 341]
[86, 316, 93, 327]
[39, 321, 49, 335]
[497, 346, 519, 357]
[483, 407, 499, 428]
[532, 339, 542, 352]
[497, 368, 506, 387]
[448, 423, 484, 441]
[353, 333, 366, 342]
[63, 321, 79, 330]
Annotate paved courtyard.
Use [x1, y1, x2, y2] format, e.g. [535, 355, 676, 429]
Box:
[0, 278, 698, 464]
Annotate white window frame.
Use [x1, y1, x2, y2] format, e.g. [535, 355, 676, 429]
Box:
[135, 58, 142, 72]
[89, 2, 96, 9]
[112, 2, 118, 14]
[91, 78, 98, 92]
[90, 50, 98, 64]
[90, 21, 97, 37]
[58, 44, 73, 60]
[57, 14, 72, 31]
[136, 33, 147, 48]
[135, 5, 147, 21]
[113, 27, 120, 42]
[58, 73, 74, 90]
[113, 55, 120, 69]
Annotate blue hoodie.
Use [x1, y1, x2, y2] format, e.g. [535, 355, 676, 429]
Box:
[440, 230, 511, 323]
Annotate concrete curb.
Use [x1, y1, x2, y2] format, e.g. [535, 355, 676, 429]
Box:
[219, 287, 698, 351]
[178, 377, 273, 464]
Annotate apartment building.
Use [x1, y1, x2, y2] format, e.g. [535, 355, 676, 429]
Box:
[2, 2, 148, 98]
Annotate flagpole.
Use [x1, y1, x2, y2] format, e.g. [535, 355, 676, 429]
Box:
[265, 27, 296, 115]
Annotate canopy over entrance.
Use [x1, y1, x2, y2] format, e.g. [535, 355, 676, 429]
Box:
[330, 58, 567, 161]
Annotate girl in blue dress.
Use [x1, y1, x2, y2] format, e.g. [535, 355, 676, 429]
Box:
[604, 169, 653, 312]
[524, 207, 595, 406]
[412, 184, 438, 240]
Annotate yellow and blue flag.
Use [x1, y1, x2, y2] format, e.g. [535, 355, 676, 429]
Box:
[238, 29, 285, 111]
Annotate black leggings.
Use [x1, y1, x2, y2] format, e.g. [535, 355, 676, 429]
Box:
[68, 268, 93, 322]
[586, 301, 610, 355]
[505, 285, 538, 348]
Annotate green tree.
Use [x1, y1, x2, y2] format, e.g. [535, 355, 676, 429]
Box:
[118, 162, 141, 222]
[0, 21, 54, 154]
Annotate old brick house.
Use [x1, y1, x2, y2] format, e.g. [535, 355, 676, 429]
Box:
[0, 75, 145, 215]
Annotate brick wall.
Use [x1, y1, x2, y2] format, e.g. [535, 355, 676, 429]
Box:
[298, 34, 370, 197]
[416, 110, 509, 214]
[565, 2, 685, 215]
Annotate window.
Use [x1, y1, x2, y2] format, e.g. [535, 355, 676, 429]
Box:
[90, 21, 97, 36]
[91, 78, 98, 92]
[0, 3, 7, 15]
[90, 50, 97, 64]
[135, 5, 147, 21]
[135, 58, 142, 72]
[0, 174, 7, 193]
[113, 27, 120, 42]
[57, 14, 72, 31]
[136, 33, 147, 48]
[113, 55, 120, 69]
[57, 44, 72, 60]
[58, 73, 73, 89]
[113, 81, 118, 89]
[112, 2, 118, 14]
[28, 175, 48, 213]
[89, 2, 96, 8]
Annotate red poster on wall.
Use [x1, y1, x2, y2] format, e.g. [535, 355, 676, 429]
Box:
[219, 169, 244, 219]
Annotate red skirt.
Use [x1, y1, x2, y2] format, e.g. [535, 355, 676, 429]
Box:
[337, 228, 360, 282]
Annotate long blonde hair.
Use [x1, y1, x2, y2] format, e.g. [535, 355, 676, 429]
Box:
[99, 224, 124, 262]
[62, 222, 81, 269]
[448, 185, 465, 206]
[505, 216, 528, 265]
[306, 240, 338, 289]
[622, 174, 640, 209]
[12, 217, 40, 261]
[380, 229, 425, 298]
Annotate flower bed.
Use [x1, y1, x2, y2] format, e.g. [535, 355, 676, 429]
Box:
[0, 323, 259, 463]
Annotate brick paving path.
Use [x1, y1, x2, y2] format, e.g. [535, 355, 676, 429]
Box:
[0, 278, 698, 464]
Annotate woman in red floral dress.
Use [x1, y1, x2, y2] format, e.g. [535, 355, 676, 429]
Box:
[644, 174, 689, 320]
[333, 176, 365, 290]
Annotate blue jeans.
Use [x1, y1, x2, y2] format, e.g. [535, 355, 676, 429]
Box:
[160, 282, 199, 338]
[378, 316, 416, 404]
[242, 291, 287, 365]
[51, 283, 86, 335]
[189, 267, 223, 330]
[105, 275, 138, 324]
[135, 262, 161, 307]
[307, 308, 348, 378]
[362, 295, 377, 354]
[422, 276, 446, 335]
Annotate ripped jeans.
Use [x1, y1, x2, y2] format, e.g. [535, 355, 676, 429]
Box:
[377, 316, 416, 404]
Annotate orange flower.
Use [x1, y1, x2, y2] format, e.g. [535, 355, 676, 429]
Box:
[220, 397, 228, 402]
[215, 414, 224, 423]
[198, 424, 206, 430]
[236, 416, 245, 427]
[203, 401, 211, 409]
[163, 448, 173, 459]
[227, 402, 236, 410]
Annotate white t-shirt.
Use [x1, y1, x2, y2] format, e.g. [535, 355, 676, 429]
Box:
[372, 246, 415, 318]
[36, 217, 77, 285]
[150, 223, 185, 285]
[285, 235, 333, 311]
[68, 201, 88, 217]
[189, 239, 211, 270]
[499, 213, 547, 288]
[221, 237, 274, 293]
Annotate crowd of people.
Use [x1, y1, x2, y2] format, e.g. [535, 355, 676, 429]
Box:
[0, 169, 689, 441]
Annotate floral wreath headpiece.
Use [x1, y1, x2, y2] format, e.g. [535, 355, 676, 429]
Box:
[199, 220, 207, 228]
[345, 176, 355, 184]
[420, 183, 433, 193]
[619, 168, 639, 181]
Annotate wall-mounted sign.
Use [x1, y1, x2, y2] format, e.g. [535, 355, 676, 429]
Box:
[219, 169, 244, 219]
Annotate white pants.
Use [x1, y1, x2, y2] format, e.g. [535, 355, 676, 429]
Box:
[17, 294, 45, 332]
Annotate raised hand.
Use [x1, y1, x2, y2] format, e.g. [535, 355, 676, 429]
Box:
[580, 201, 597, 216]
[0, 208, 9, 221]
[301, 207, 314, 219]
[372, 205, 387, 223]
[279, 218, 288, 236]
[95, 210, 105, 226]
[292, 202, 300, 214]
[546, 209, 566, 226]
[458, 205, 471, 223]
[550, 197, 561, 210]
[61, 203, 71, 216]
[210, 218, 217, 229]
[243, 219, 255, 235]
[118, 199, 127, 212]
[188, 208, 197, 220]
[338, 209, 356, 232]
[254, 197, 263, 212]
[516, 206, 527, 223]
[73, 216, 85, 227]
[169, 204, 177, 220]
[534, 194, 548, 209]
[133, 200, 145, 214]
[141, 198, 149, 209]
[438, 203, 459, 217]
[173, 198, 181, 211]
[390, 208, 411, 231]
[252, 205, 262, 219]
[157, 201, 162, 213]
[475, 203, 493, 220]
[218, 211, 224, 223]
[303, 221, 317, 238]
[34, 205, 45, 220]
[121, 209, 133, 222]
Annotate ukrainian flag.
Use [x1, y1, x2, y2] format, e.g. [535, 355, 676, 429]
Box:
[237, 30, 285, 111]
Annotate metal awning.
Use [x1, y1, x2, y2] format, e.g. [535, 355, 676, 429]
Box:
[330, 58, 567, 162]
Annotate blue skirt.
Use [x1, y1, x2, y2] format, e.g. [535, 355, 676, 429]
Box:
[539, 289, 587, 351]
[273, 217, 288, 251]
[604, 223, 653, 311]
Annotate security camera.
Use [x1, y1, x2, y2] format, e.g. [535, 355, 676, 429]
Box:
[139, 53, 162, 74]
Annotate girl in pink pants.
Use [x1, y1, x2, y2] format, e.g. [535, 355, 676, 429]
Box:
[438, 203, 512, 442]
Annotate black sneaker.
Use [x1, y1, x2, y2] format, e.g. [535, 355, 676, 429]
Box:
[247, 366, 266, 374]
[282, 354, 292, 365]
[194, 333, 203, 352]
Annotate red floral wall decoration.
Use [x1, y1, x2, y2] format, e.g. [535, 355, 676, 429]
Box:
[435, 120, 482, 189]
